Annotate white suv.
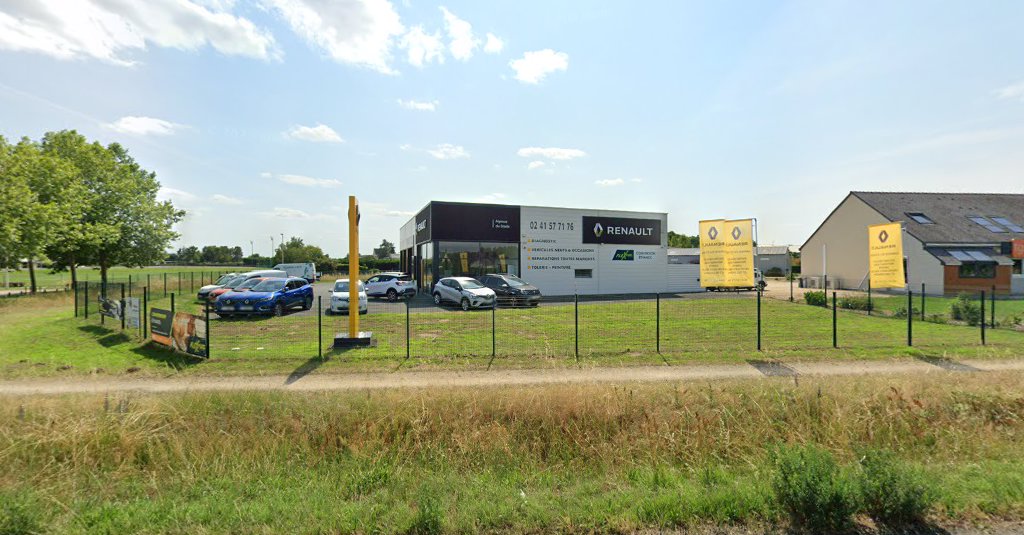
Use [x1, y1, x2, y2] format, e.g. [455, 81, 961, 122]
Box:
[365, 272, 416, 301]
[432, 277, 496, 311]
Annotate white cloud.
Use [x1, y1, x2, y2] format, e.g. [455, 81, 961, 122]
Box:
[483, 32, 504, 54]
[211, 193, 243, 205]
[158, 187, 196, 201]
[527, 160, 545, 170]
[473, 192, 506, 203]
[267, 0, 404, 74]
[399, 25, 444, 67]
[439, 6, 478, 61]
[397, 98, 438, 111]
[595, 179, 625, 187]
[285, 123, 344, 143]
[427, 143, 469, 160]
[264, 207, 309, 219]
[104, 116, 184, 136]
[995, 81, 1024, 102]
[517, 146, 587, 160]
[509, 49, 568, 84]
[0, 0, 278, 65]
[275, 174, 343, 188]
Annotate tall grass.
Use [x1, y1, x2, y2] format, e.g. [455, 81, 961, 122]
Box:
[2, 372, 1024, 532]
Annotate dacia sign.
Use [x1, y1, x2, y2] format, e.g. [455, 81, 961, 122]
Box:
[582, 216, 661, 245]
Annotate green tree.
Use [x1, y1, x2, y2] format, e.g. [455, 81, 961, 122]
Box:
[668, 231, 700, 248]
[279, 237, 329, 264]
[176, 246, 201, 264]
[0, 136, 31, 286]
[373, 239, 396, 259]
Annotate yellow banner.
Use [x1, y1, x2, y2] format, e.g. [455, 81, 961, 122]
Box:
[722, 219, 754, 287]
[498, 253, 507, 272]
[459, 251, 469, 273]
[699, 220, 726, 287]
[868, 222, 905, 288]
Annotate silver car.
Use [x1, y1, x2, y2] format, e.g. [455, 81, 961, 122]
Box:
[432, 277, 496, 310]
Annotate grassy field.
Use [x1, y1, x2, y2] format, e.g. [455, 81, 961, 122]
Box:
[4, 290, 1024, 378]
[868, 292, 1024, 326]
[2, 265, 255, 289]
[2, 372, 1023, 533]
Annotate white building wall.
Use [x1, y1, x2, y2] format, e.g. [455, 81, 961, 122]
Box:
[520, 206, 668, 296]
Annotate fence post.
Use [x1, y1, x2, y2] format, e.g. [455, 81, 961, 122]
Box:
[921, 280, 929, 317]
[143, 286, 148, 339]
[757, 289, 762, 351]
[178, 272, 182, 293]
[317, 295, 323, 360]
[867, 279, 872, 316]
[205, 300, 211, 358]
[100, 279, 105, 326]
[832, 291, 837, 348]
[405, 297, 411, 360]
[981, 291, 986, 345]
[163, 273, 167, 298]
[991, 284, 996, 328]
[171, 292, 175, 318]
[574, 294, 579, 361]
[907, 290, 913, 347]
[656, 293, 661, 354]
[191, 272, 194, 293]
[84, 281, 89, 318]
[74, 282, 79, 317]
[128, 275, 132, 298]
[789, 271, 794, 302]
[120, 283, 126, 330]
[491, 304, 496, 358]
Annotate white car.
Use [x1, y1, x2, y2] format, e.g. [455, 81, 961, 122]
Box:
[365, 272, 417, 301]
[432, 277, 496, 311]
[329, 278, 368, 315]
[196, 273, 239, 300]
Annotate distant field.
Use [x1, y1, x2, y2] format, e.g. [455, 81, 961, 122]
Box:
[2, 372, 1022, 533]
[2, 265, 256, 289]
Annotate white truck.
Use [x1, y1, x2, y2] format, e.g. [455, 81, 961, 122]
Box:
[705, 268, 767, 292]
[272, 263, 318, 284]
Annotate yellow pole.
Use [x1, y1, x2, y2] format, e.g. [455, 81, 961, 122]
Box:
[348, 195, 360, 338]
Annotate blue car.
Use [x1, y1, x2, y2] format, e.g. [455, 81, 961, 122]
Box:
[214, 277, 314, 317]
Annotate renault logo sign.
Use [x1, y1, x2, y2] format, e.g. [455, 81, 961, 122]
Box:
[731, 226, 742, 240]
[582, 215, 661, 245]
[593, 222, 604, 238]
[879, 229, 889, 243]
[707, 226, 718, 240]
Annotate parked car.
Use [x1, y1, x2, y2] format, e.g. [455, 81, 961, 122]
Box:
[705, 268, 767, 292]
[479, 273, 542, 307]
[196, 273, 239, 301]
[365, 272, 416, 301]
[432, 277, 496, 311]
[329, 278, 368, 315]
[273, 263, 317, 283]
[204, 269, 287, 301]
[214, 277, 313, 317]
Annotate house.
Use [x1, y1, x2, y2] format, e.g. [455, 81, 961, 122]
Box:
[667, 246, 793, 275]
[800, 192, 1024, 295]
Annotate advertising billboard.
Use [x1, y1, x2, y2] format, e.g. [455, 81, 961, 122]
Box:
[124, 297, 140, 329]
[700, 219, 754, 287]
[150, 308, 173, 346]
[99, 296, 122, 320]
[868, 222, 905, 288]
[171, 312, 208, 357]
[430, 202, 520, 242]
[581, 216, 661, 245]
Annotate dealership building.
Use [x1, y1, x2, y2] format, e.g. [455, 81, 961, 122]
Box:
[399, 201, 697, 296]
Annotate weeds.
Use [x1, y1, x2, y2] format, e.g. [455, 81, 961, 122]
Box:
[856, 449, 936, 527]
[771, 444, 857, 532]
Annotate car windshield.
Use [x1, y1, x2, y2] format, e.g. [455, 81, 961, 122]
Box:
[334, 280, 365, 292]
[236, 278, 262, 290]
[251, 279, 286, 292]
[503, 275, 528, 287]
[460, 279, 484, 289]
[223, 276, 247, 288]
[214, 274, 235, 285]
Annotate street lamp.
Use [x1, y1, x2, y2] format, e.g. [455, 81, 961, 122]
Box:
[280, 233, 285, 264]
[270, 236, 274, 263]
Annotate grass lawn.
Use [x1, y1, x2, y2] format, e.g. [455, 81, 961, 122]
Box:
[3, 265, 255, 289]
[869, 292, 1024, 326]
[2, 372, 1023, 533]
[3, 291, 1024, 378]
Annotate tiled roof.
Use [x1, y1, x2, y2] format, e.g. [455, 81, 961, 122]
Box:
[852, 192, 1024, 244]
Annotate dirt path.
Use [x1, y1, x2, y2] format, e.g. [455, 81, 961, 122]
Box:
[2, 357, 1022, 395]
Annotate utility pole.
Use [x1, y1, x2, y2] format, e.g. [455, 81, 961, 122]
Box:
[280, 233, 285, 264]
[249, 240, 254, 258]
[270, 236, 274, 262]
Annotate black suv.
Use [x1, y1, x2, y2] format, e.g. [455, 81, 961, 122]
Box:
[479, 274, 542, 307]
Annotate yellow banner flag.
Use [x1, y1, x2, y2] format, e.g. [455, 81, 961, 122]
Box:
[722, 219, 754, 287]
[459, 252, 469, 273]
[699, 220, 726, 287]
[868, 222, 905, 288]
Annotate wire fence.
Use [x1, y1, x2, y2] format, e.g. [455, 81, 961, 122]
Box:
[72, 282, 1024, 362]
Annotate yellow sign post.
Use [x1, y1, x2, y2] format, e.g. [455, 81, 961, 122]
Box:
[336, 195, 373, 347]
[700, 218, 755, 288]
[868, 222, 905, 288]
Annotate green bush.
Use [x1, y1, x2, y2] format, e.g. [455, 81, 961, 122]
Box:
[838, 296, 872, 311]
[892, 305, 920, 319]
[772, 444, 857, 533]
[804, 291, 827, 307]
[949, 293, 982, 326]
[857, 449, 936, 527]
[0, 490, 45, 535]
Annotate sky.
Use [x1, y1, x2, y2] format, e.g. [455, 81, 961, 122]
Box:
[2, 0, 1024, 257]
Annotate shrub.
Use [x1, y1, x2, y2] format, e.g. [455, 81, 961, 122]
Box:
[838, 296, 872, 311]
[857, 449, 936, 527]
[772, 444, 857, 533]
[0, 490, 45, 535]
[892, 305, 919, 319]
[804, 291, 827, 307]
[949, 293, 981, 326]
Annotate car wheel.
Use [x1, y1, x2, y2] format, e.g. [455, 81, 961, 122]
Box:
[303, 296, 312, 310]
[386, 288, 398, 302]
[274, 302, 284, 317]
[531, 302, 539, 307]
[433, 293, 442, 306]
[461, 298, 470, 311]
[325, 308, 333, 316]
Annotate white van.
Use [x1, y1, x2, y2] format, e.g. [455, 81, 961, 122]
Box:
[272, 263, 317, 283]
[243, 269, 289, 280]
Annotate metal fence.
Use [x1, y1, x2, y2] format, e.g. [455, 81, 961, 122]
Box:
[72, 281, 1024, 363]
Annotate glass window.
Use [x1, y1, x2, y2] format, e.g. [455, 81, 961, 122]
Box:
[253, 279, 286, 292]
[333, 280, 365, 292]
[1013, 259, 1022, 275]
[958, 263, 996, 279]
[968, 216, 1007, 233]
[575, 269, 593, 279]
[461, 279, 484, 289]
[906, 212, 933, 224]
[479, 242, 519, 277]
[418, 242, 434, 289]
[992, 217, 1024, 233]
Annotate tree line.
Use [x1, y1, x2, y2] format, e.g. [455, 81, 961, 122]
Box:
[0, 131, 182, 292]
[167, 238, 400, 273]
